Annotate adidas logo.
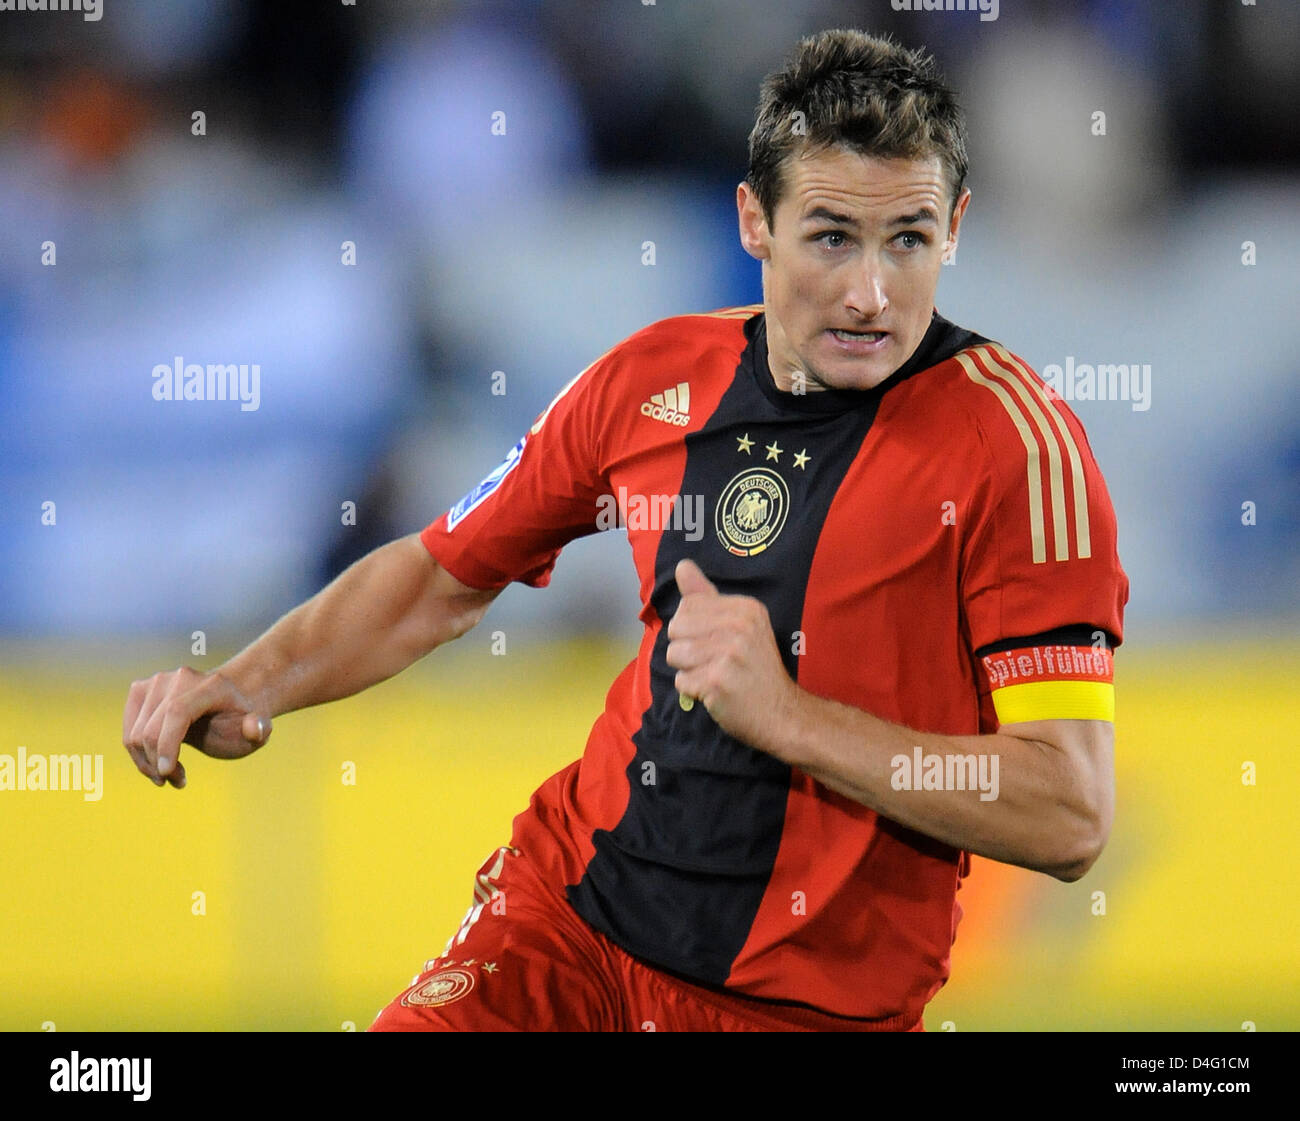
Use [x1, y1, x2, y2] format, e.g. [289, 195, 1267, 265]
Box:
[640, 382, 691, 426]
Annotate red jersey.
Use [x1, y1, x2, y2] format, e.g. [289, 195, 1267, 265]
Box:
[420, 305, 1128, 1023]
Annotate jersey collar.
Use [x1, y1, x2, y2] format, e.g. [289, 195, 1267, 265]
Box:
[744, 309, 973, 415]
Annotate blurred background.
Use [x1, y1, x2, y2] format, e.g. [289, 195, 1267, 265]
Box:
[1, 0, 1296, 1031]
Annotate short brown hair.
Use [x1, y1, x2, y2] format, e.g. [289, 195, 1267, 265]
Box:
[746, 29, 969, 230]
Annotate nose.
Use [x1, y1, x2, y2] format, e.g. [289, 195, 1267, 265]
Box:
[845, 262, 888, 320]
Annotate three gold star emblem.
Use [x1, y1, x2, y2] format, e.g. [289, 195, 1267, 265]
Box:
[738, 433, 809, 469]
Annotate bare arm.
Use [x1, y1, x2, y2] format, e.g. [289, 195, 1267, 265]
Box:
[122, 533, 501, 788]
[667, 559, 1113, 882]
[218, 533, 499, 719]
[773, 702, 1113, 882]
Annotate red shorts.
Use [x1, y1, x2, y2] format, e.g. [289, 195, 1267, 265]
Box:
[369, 845, 924, 1032]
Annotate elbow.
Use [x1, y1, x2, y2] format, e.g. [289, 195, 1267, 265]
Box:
[1046, 806, 1112, 883]
[412, 544, 502, 651]
[442, 598, 494, 645]
[1042, 743, 1114, 883]
[1049, 849, 1099, 883]
[413, 596, 491, 654]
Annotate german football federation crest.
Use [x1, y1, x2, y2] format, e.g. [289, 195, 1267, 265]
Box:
[401, 967, 476, 1008]
[715, 468, 790, 556]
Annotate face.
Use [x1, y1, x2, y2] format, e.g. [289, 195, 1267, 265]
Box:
[737, 145, 970, 392]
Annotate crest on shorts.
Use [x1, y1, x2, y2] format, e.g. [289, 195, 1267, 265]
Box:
[715, 468, 790, 557]
[401, 968, 476, 1008]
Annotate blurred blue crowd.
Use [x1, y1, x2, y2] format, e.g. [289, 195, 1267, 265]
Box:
[1, 0, 1296, 641]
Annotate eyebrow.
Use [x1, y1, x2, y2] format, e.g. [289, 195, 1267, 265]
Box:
[802, 206, 859, 227]
[890, 208, 940, 226]
[801, 205, 940, 227]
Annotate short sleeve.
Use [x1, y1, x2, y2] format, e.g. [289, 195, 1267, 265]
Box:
[956, 344, 1129, 724]
[420, 349, 613, 590]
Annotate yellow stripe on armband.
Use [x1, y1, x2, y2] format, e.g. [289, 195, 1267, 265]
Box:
[992, 680, 1114, 724]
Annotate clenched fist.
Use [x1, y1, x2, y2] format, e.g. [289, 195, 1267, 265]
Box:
[665, 559, 800, 754]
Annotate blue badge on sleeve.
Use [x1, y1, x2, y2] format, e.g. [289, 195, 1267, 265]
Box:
[446, 435, 527, 531]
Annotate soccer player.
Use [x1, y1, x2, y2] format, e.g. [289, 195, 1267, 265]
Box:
[122, 29, 1128, 1032]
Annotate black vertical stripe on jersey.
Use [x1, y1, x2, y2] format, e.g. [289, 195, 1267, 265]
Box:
[566, 312, 981, 985]
[567, 312, 984, 983]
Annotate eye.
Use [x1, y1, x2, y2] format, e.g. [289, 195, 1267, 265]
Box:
[815, 230, 849, 249]
[894, 231, 928, 250]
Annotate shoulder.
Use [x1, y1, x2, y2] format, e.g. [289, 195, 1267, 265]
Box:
[929, 337, 1120, 570]
[529, 304, 761, 435]
[593, 304, 761, 382]
[928, 336, 1104, 490]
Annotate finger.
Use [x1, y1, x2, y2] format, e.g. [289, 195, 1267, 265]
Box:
[667, 593, 723, 639]
[674, 669, 706, 708]
[241, 712, 271, 747]
[122, 679, 148, 745]
[164, 758, 187, 789]
[665, 637, 701, 671]
[155, 675, 232, 774]
[156, 706, 195, 776]
[674, 559, 719, 598]
[125, 742, 164, 786]
[127, 675, 167, 749]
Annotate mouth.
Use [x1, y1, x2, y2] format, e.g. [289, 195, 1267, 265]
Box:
[827, 327, 889, 350]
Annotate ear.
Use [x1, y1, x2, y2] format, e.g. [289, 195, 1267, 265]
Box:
[736, 181, 771, 262]
[943, 187, 972, 263]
